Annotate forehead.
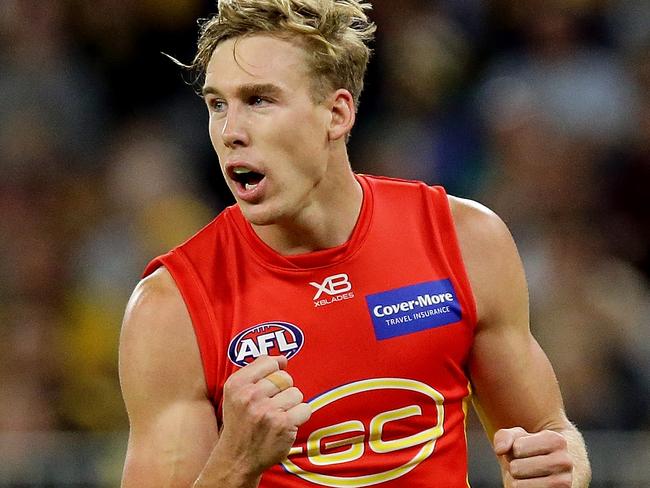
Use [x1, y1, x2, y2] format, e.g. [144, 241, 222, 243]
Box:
[204, 35, 310, 94]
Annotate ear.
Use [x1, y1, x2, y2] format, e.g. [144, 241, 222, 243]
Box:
[327, 89, 356, 141]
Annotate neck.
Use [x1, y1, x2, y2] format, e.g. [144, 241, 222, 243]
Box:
[251, 166, 363, 256]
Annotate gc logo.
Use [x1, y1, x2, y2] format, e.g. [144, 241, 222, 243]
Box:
[282, 378, 446, 487]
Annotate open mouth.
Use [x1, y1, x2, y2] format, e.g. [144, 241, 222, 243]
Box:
[231, 167, 265, 192]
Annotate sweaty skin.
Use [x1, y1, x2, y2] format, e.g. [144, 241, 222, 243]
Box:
[450, 196, 590, 488]
[119, 34, 590, 488]
[120, 268, 310, 488]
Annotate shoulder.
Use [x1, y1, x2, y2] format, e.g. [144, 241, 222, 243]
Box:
[447, 195, 518, 279]
[447, 195, 510, 245]
[446, 195, 529, 328]
[120, 267, 207, 411]
[122, 267, 190, 344]
[127, 266, 183, 310]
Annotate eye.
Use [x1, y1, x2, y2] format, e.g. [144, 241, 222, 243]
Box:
[249, 96, 269, 107]
[207, 98, 227, 113]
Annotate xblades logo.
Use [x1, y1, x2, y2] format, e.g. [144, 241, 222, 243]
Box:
[310, 274, 351, 299]
[309, 273, 355, 307]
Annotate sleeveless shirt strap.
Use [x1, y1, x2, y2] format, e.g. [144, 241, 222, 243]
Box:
[142, 251, 220, 404]
[427, 186, 479, 330]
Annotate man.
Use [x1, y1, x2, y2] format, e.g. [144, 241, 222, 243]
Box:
[119, 1, 591, 487]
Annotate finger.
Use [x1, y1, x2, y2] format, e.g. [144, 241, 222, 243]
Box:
[270, 386, 304, 411]
[260, 370, 294, 394]
[231, 355, 286, 384]
[274, 354, 288, 370]
[509, 451, 573, 479]
[286, 402, 312, 427]
[493, 427, 528, 456]
[512, 430, 568, 458]
[499, 473, 573, 488]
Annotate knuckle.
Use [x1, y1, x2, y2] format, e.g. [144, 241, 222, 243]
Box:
[254, 403, 289, 427]
[545, 429, 567, 447]
[508, 459, 525, 478]
[235, 384, 258, 407]
[297, 402, 312, 423]
[550, 474, 572, 488]
[553, 452, 573, 471]
[512, 437, 527, 457]
[250, 401, 273, 423]
[554, 433, 568, 450]
[260, 406, 275, 423]
[276, 370, 294, 387]
[223, 375, 241, 393]
[295, 388, 304, 403]
[287, 386, 303, 403]
[266, 410, 289, 430]
[512, 426, 528, 436]
[253, 354, 271, 363]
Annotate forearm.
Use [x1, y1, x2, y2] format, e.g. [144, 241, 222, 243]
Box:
[559, 424, 591, 488]
[193, 470, 261, 488]
[192, 441, 262, 488]
[193, 356, 309, 487]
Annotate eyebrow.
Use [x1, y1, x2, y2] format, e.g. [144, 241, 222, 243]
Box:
[201, 83, 283, 99]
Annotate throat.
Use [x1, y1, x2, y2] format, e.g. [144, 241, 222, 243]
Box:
[251, 177, 364, 256]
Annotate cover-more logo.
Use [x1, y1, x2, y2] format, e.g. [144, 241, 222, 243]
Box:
[366, 279, 462, 340]
[310, 273, 354, 307]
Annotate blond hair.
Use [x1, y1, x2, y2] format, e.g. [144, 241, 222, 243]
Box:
[189, 0, 376, 107]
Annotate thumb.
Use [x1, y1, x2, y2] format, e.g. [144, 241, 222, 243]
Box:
[493, 427, 528, 456]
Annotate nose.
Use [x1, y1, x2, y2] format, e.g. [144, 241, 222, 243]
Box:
[221, 105, 250, 149]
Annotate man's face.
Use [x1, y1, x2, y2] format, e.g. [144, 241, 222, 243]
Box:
[203, 35, 332, 226]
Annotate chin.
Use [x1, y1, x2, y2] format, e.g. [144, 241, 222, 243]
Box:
[239, 203, 283, 227]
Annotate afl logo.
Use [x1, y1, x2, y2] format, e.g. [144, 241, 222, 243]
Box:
[228, 321, 304, 367]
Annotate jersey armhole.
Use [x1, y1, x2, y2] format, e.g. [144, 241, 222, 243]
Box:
[428, 186, 479, 331]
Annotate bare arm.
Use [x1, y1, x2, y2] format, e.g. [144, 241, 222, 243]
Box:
[119, 267, 310, 488]
[119, 267, 218, 487]
[449, 196, 591, 488]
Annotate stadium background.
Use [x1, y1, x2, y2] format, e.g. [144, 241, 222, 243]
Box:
[1, 0, 649, 485]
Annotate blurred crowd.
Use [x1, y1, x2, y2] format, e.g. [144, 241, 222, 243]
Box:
[1, 0, 649, 471]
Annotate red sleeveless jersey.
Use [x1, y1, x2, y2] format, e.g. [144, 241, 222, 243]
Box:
[144, 174, 477, 487]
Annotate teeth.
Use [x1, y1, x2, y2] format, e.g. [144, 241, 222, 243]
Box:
[233, 167, 251, 175]
[244, 182, 258, 191]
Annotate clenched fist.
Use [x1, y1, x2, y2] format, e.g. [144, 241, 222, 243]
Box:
[218, 355, 312, 475]
[494, 427, 573, 487]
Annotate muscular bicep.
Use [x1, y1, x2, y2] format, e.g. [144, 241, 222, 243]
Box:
[469, 318, 567, 438]
[123, 401, 218, 487]
[119, 268, 218, 487]
[449, 197, 569, 439]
